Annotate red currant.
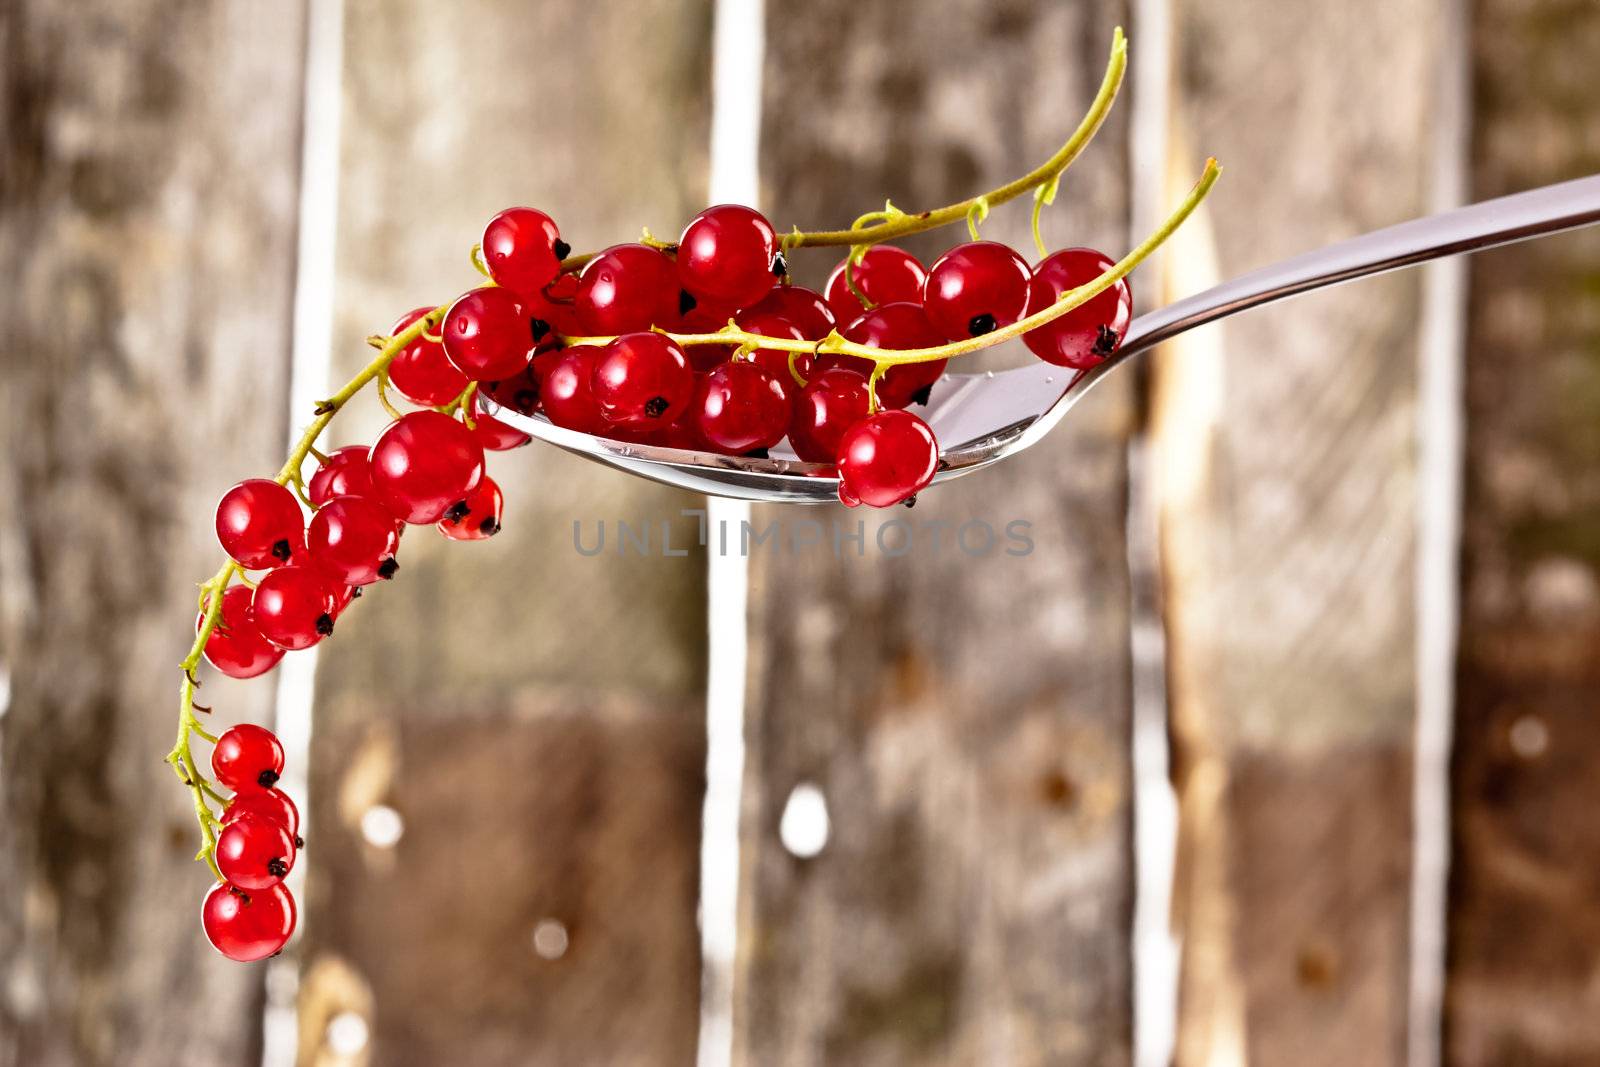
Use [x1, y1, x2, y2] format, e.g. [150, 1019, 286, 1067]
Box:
[1024, 248, 1132, 368]
[575, 244, 680, 335]
[437, 475, 503, 541]
[525, 271, 584, 336]
[835, 409, 939, 507]
[442, 287, 536, 382]
[387, 307, 468, 406]
[825, 245, 927, 323]
[216, 814, 296, 891]
[251, 565, 337, 650]
[922, 240, 1032, 340]
[202, 881, 296, 962]
[733, 308, 811, 398]
[832, 302, 948, 409]
[223, 788, 301, 839]
[308, 446, 377, 507]
[481, 207, 567, 297]
[592, 333, 694, 427]
[481, 363, 542, 418]
[746, 284, 836, 340]
[308, 495, 400, 585]
[215, 480, 304, 570]
[540, 346, 608, 434]
[211, 724, 286, 791]
[369, 411, 485, 524]
[469, 402, 532, 451]
[677, 204, 781, 307]
[695, 361, 790, 454]
[788, 367, 873, 463]
[199, 586, 285, 680]
[673, 295, 741, 371]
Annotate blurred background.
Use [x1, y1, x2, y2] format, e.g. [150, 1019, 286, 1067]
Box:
[2, 0, 1599, 1065]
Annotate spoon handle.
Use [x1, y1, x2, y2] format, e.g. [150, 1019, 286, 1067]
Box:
[1121, 173, 1600, 354]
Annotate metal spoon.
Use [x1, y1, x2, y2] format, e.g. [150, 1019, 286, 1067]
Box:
[489, 174, 1600, 504]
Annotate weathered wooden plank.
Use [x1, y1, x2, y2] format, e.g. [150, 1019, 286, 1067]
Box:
[735, 3, 1136, 1064]
[297, 1, 713, 1063]
[0, 2, 308, 1064]
[1444, 2, 1600, 1064]
[1151, 1, 1451, 1064]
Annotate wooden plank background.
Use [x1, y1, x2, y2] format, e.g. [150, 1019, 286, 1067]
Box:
[0, 3, 308, 1065]
[1, 1, 1599, 1066]
[737, 3, 1136, 1064]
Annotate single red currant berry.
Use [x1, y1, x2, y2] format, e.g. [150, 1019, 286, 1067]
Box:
[308, 495, 400, 586]
[387, 306, 469, 407]
[481, 207, 567, 297]
[733, 309, 810, 402]
[442, 287, 536, 382]
[215, 479, 304, 570]
[481, 363, 542, 418]
[252, 565, 338, 650]
[524, 271, 584, 336]
[677, 204, 781, 307]
[832, 302, 948, 409]
[835, 409, 939, 508]
[825, 245, 927, 323]
[575, 244, 680, 335]
[437, 475, 503, 541]
[211, 724, 286, 791]
[223, 787, 301, 840]
[695, 361, 790, 455]
[216, 814, 296, 891]
[922, 241, 1033, 340]
[369, 411, 485, 524]
[1024, 248, 1133, 368]
[308, 446, 378, 507]
[199, 586, 285, 680]
[469, 397, 532, 451]
[202, 881, 297, 963]
[747, 284, 836, 340]
[591, 333, 694, 427]
[539, 346, 608, 434]
[789, 367, 873, 463]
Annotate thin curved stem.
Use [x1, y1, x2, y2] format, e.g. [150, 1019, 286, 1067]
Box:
[556, 27, 1128, 271]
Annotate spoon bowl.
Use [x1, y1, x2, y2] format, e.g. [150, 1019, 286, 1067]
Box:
[490, 174, 1600, 504]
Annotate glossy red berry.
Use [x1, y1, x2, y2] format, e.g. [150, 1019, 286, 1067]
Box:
[835, 409, 939, 508]
[1024, 248, 1132, 368]
[202, 881, 296, 963]
[223, 787, 301, 839]
[747, 284, 836, 341]
[673, 294, 741, 371]
[575, 244, 681, 335]
[215, 480, 304, 570]
[308, 495, 400, 586]
[369, 411, 485, 524]
[437, 475, 503, 541]
[469, 397, 532, 451]
[481, 362, 542, 418]
[216, 815, 296, 891]
[540, 346, 608, 434]
[923, 241, 1032, 340]
[833, 302, 948, 409]
[789, 367, 874, 463]
[251, 565, 337, 650]
[212, 724, 286, 791]
[199, 586, 285, 680]
[695, 361, 790, 454]
[732, 309, 810, 402]
[825, 246, 927, 324]
[592, 333, 694, 428]
[308, 446, 378, 507]
[387, 307, 468, 406]
[442, 287, 536, 381]
[481, 207, 567, 297]
[524, 271, 584, 336]
[677, 204, 781, 307]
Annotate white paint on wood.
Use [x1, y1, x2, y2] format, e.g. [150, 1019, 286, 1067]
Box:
[698, 2, 766, 1066]
[263, 1, 346, 1064]
[1407, 1, 1469, 1064]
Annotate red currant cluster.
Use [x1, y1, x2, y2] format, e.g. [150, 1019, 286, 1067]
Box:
[174, 28, 1219, 961]
[463, 204, 1132, 508]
